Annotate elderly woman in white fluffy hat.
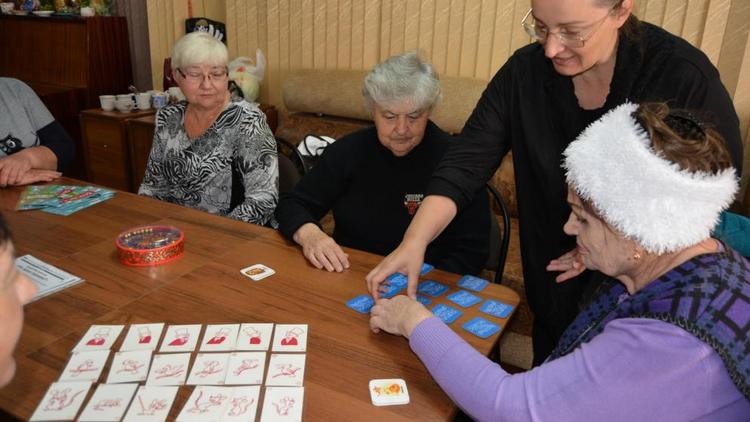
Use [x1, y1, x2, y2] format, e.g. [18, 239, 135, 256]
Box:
[369, 102, 750, 421]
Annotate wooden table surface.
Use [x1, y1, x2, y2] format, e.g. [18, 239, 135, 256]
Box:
[0, 178, 519, 421]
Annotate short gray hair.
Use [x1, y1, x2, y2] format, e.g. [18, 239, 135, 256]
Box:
[362, 52, 441, 113]
[171, 32, 228, 70]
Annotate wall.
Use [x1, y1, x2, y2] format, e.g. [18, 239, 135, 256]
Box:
[147, 0, 750, 210]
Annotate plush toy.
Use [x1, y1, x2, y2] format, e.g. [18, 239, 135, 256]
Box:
[228, 49, 265, 102]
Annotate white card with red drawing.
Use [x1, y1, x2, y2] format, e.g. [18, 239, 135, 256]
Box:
[107, 349, 152, 384]
[78, 383, 139, 421]
[222, 386, 261, 421]
[186, 353, 230, 385]
[159, 324, 202, 353]
[265, 353, 306, 387]
[271, 324, 307, 352]
[58, 349, 110, 382]
[72, 325, 125, 352]
[29, 381, 92, 421]
[176, 385, 233, 421]
[236, 323, 274, 351]
[146, 353, 191, 386]
[200, 324, 240, 352]
[224, 352, 267, 385]
[122, 385, 178, 422]
[259, 386, 304, 422]
[120, 323, 165, 351]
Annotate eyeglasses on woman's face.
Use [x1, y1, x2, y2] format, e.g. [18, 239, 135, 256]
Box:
[521, 8, 612, 48]
[176, 66, 229, 84]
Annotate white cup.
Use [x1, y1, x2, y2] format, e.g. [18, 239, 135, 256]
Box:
[167, 87, 186, 103]
[115, 99, 134, 113]
[99, 95, 115, 111]
[80, 7, 94, 17]
[135, 93, 151, 110]
[116, 94, 133, 102]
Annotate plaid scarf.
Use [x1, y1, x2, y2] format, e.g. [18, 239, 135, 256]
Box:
[548, 247, 750, 399]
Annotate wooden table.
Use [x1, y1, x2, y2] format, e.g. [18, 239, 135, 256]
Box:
[0, 178, 519, 421]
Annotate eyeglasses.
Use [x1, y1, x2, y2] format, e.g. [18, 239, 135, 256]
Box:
[521, 8, 611, 48]
[176, 67, 229, 84]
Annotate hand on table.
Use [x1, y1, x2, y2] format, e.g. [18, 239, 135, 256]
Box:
[369, 295, 433, 338]
[0, 153, 33, 187]
[366, 240, 426, 300]
[546, 247, 585, 283]
[293, 223, 350, 272]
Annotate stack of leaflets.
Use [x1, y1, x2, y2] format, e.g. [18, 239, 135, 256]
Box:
[16, 255, 84, 301]
[16, 185, 114, 216]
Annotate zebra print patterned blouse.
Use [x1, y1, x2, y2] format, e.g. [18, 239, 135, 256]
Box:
[138, 99, 278, 226]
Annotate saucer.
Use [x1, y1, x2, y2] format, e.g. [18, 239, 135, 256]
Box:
[32, 10, 54, 17]
[12, 10, 28, 15]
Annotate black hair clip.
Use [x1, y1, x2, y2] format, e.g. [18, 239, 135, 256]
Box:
[664, 110, 706, 140]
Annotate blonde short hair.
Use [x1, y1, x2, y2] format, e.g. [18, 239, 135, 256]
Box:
[171, 32, 228, 70]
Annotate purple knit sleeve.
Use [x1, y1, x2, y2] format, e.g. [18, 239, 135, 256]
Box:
[409, 317, 749, 421]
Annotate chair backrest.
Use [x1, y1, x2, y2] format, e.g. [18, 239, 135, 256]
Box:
[276, 138, 305, 193]
[485, 183, 511, 284]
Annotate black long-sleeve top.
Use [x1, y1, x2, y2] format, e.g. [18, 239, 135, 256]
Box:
[426, 22, 744, 345]
[276, 121, 490, 275]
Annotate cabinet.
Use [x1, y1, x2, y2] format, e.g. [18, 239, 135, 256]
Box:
[80, 109, 156, 192]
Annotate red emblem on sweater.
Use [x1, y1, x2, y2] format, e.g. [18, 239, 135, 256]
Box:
[404, 194, 424, 215]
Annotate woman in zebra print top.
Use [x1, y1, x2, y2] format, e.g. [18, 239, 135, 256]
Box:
[139, 32, 278, 226]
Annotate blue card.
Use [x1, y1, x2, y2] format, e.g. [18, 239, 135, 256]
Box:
[462, 317, 501, 338]
[416, 294, 432, 306]
[417, 280, 449, 297]
[346, 294, 374, 314]
[431, 304, 463, 324]
[380, 282, 402, 299]
[480, 299, 513, 318]
[457, 275, 489, 292]
[386, 273, 408, 289]
[420, 263, 434, 275]
[446, 290, 482, 308]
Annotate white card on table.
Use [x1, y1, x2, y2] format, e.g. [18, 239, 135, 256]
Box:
[271, 324, 308, 352]
[72, 325, 125, 352]
[236, 323, 274, 351]
[224, 352, 266, 385]
[200, 324, 240, 352]
[146, 353, 191, 386]
[369, 378, 410, 406]
[176, 386, 233, 421]
[29, 381, 92, 421]
[160, 324, 202, 353]
[120, 323, 165, 351]
[259, 387, 304, 422]
[58, 349, 110, 382]
[186, 353, 231, 385]
[122, 385, 178, 422]
[265, 354, 306, 387]
[223, 386, 261, 420]
[240, 264, 275, 281]
[78, 383, 139, 421]
[107, 349, 152, 384]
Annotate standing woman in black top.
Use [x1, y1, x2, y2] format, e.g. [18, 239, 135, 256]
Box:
[367, 0, 744, 365]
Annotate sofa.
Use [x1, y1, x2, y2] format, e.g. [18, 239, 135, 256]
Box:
[275, 69, 533, 369]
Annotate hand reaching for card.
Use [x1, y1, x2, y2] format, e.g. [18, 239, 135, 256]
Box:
[293, 223, 350, 272]
[546, 247, 586, 283]
[366, 239, 426, 300]
[369, 296, 433, 338]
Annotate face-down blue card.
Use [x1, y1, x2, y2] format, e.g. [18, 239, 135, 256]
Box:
[457, 275, 489, 292]
[446, 290, 482, 308]
[431, 304, 463, 324]
[420, 263, 434, 275]
[346, 294, 375, 313]
[462, 317, 501, 338]
[386, 273, 408, 289]
[380, 282, 402, 299]
[479, 299, 513, 318]
[416, 294, 432, 306]
[417, 280, 449, 297]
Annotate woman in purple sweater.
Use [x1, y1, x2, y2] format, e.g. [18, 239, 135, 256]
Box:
[370, 102, 750, 421]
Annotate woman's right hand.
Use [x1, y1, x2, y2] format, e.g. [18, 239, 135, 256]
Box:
[293, 223, 350, 272]
[366, 239, 427, 300]
[546, 248, 585, 283]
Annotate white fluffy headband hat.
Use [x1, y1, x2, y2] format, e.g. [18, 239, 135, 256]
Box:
[563, 102, 738, 255]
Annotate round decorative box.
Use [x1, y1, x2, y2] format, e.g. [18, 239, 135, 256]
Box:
[115, 225, 184, 266]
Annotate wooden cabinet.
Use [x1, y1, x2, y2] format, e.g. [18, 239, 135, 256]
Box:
[128, 115, 158, 190]
[80, 109, 156, 192]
